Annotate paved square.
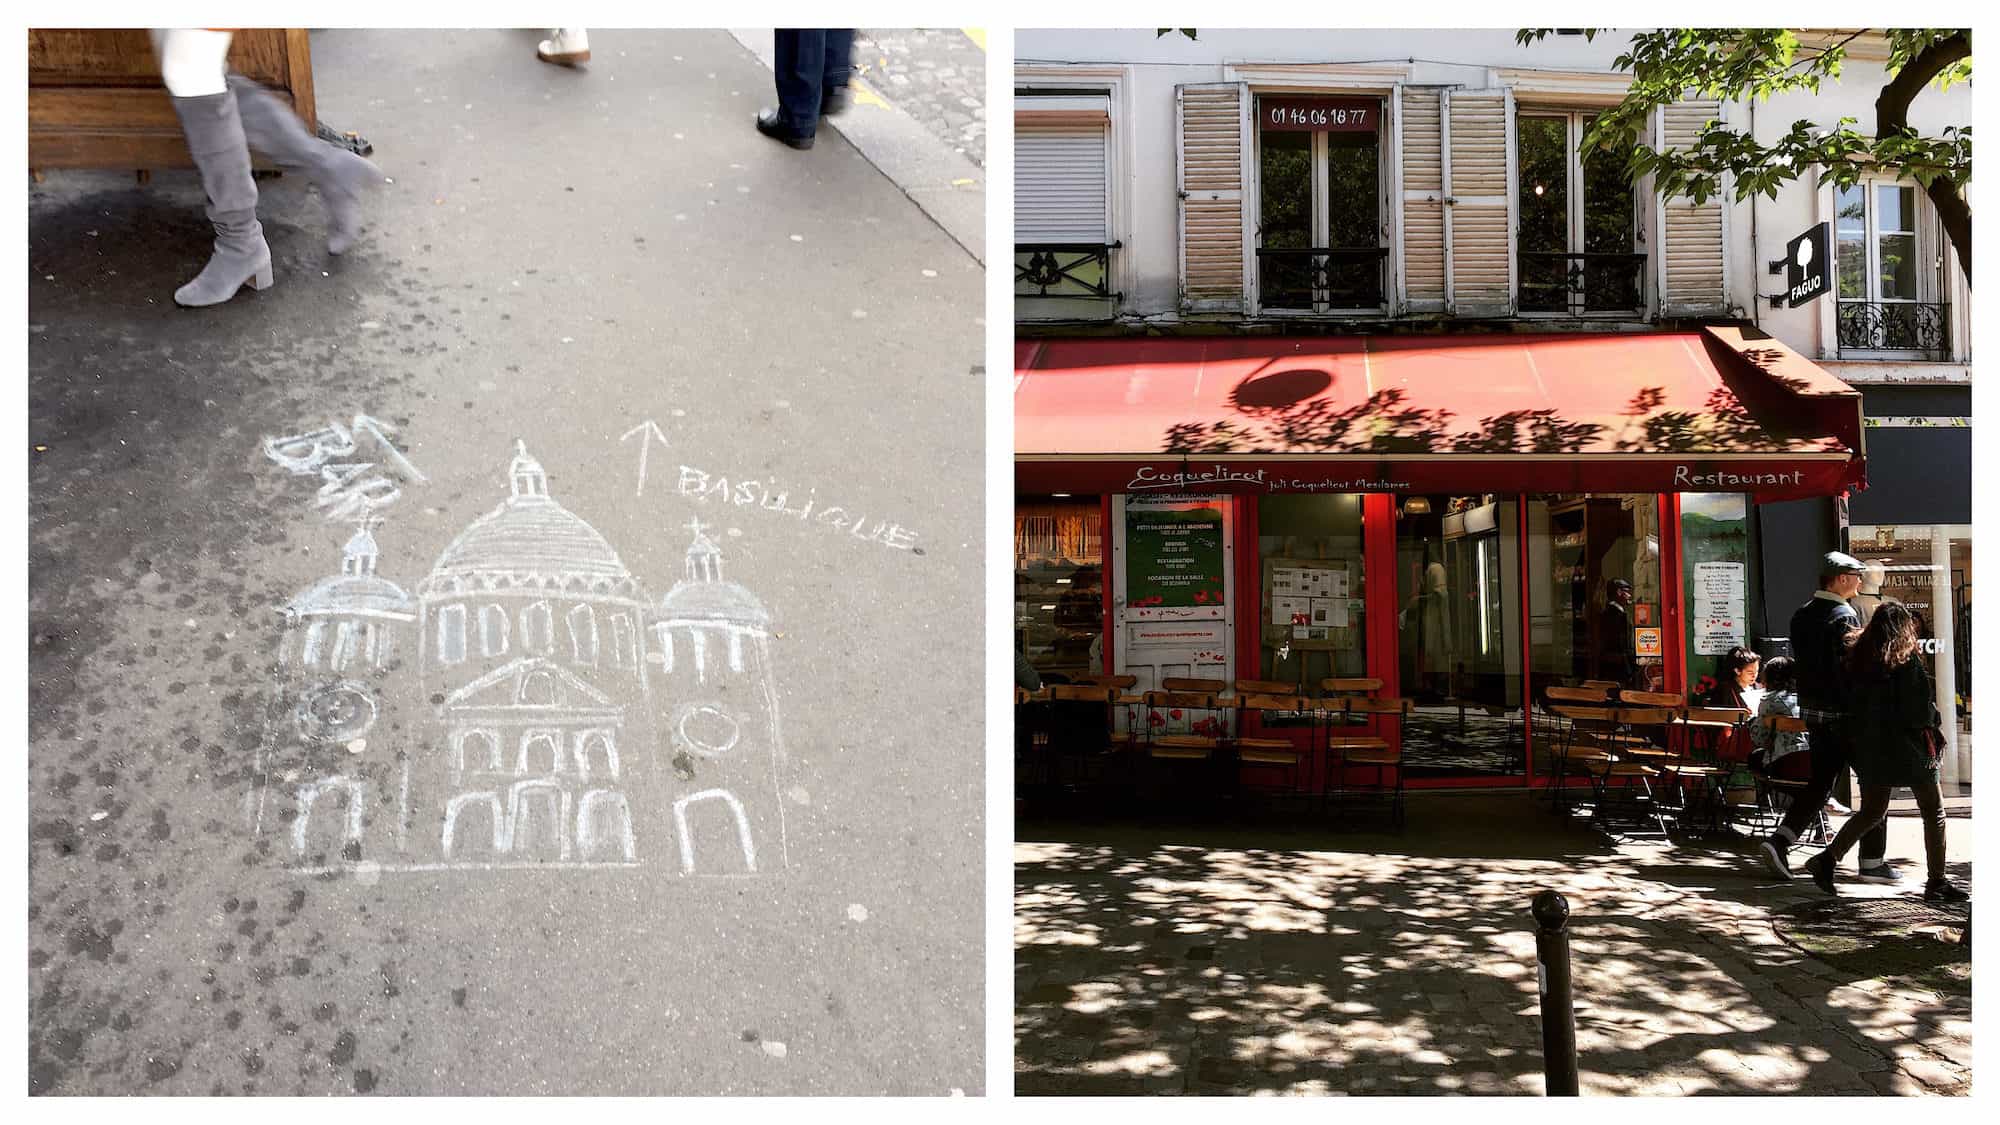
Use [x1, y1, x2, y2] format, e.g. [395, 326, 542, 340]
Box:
[1015, 796, 1970, 1095]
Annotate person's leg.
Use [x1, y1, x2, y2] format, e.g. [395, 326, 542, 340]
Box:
[818, 30, 856, 114]
[226, 75, 381, 254]
[155, 30, 272, 307]
[1804, 784, 1893, 892]
[758, 30, 822, 148]
[774, 30, 825, 132]
[1910, 776, 1950, 883]
[1761, 722, 1842, 876]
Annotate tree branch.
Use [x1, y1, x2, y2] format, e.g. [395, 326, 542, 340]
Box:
[1879, 30, 1972, 278]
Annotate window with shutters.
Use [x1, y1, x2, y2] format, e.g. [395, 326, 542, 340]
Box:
[1253, 95, 1387, 313]
[1015, 90, 1116, 309]
[1516, 111, 1643, 315]
[1834, 180, 1952, 360]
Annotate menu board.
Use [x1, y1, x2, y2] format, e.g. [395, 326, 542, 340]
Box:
[1125, 504, 1226, 609]
[1692, 561, 1747, 655]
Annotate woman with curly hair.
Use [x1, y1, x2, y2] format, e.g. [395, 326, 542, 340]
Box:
[1802, 601, 1966, 902]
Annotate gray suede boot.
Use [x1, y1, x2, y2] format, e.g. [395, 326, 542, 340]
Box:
[228, 74, 381, 254]
[170, 91, 273, 307]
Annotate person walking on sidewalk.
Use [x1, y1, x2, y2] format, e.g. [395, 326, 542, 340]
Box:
[153, 29, 382, 307]
[1801, 601, 1967, 903]
[754, 29, 855, 150]
[1758, 552, 1897, 883]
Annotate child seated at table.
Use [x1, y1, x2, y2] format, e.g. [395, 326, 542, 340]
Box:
[1748, 656, 1812, 783]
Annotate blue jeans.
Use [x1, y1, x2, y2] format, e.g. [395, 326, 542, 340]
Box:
[774, 29, 854, 133]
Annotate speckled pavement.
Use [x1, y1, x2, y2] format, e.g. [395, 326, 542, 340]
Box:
[29, 28, 983, 1095]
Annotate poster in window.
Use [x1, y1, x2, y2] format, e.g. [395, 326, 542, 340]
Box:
[1126, 503, 1226, 610]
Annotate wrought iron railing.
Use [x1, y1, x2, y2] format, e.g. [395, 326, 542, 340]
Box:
[1517, 251, 1648, 315]
[1836, 301, 1953, 359]
[1256, 247, 1389, 311]
[1015, 243, 1119, 299]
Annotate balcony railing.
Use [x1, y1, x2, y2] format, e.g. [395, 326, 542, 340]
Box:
[1518, 252, 1647, 315]
[1015, 243, 1119, 299]
[1256, 247, 1388, 312]
[1836, 301, 1953, 360]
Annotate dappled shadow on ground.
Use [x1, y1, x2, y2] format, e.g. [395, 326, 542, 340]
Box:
[1015, 797, 1971, 1095]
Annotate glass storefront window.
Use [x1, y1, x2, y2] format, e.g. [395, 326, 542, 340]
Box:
[1015, 496, 1104, 681]
[1526, 494, 1664, 692]
[1849, 523, 1971, 735]
[1396, 494, 1524, 780]
[1256, 494, 1367, 690]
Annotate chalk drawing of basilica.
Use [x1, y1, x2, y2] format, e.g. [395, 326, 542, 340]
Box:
[262, 441, 790, 876]
[264, 522, 415, 861]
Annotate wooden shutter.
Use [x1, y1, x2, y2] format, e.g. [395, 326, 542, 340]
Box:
[1655, 100, 1728, 315]
[1015, 125, 1109, 243]
[1176, 82, 1248, 313]
[1397, 86, 1447, 313]
[1442, 87, 1515, 317]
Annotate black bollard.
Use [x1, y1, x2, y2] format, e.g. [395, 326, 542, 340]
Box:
[1531, 889, 1580, 1096]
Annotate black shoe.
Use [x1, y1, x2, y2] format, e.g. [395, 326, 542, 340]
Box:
[1924, 878, 1969, 904]
[821, 85, 852, 116]
[1803, 852, 1839, 895]
[1759, 836, 1794, 881]
[755, 108, 814, 150]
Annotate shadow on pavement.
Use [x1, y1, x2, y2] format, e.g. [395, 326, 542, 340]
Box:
[1015, 794, 1971, 1095]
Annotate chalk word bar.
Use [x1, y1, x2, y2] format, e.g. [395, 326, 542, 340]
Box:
[263, 413, 426, 521]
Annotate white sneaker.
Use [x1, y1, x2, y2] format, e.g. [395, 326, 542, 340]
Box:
[1825, 798, 1851, 815]
[537, 28, 590, 66]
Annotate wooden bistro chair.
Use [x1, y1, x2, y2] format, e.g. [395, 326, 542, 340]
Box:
[1542, 685, 1614, 814]
[1594, 693, 1682, 838]
[1328, 696, 1415, 829]
[1756, 715, 1829, 843]
[1073, 674, 1141, 756]
[1043, 683, 1119, 792]
[1141, 685, 1225, 801]
[1231, 679, 1309, 808]
[1665, 706, 1748, 836]
[1317, 678, 1384, 808]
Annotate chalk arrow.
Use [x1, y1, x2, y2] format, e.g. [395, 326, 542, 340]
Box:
[620, 419, 671, 497]
[352, 413, 428, 483]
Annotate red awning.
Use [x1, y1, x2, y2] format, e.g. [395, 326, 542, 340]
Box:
[1015, 329, 1865, 501]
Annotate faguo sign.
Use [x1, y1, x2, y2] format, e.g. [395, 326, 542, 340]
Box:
[1785, 222, 1832, 308]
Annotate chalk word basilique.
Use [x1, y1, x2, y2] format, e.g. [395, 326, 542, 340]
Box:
[255, 441, 790, 878]
[675, 464, 920, 552]
[263, 413, 427, 522]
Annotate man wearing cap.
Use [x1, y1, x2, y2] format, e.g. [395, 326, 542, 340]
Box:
[1759, 552, 1894, 882]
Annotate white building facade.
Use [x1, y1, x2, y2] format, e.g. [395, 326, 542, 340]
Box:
[1015, 28, 1971, 782]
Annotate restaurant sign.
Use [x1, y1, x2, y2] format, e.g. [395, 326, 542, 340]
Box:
[1261, 96, 1378, 133]
[1050, 456, 1859, 503]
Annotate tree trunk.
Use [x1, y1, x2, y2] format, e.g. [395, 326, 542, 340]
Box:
[1877, 31, 1972, 281]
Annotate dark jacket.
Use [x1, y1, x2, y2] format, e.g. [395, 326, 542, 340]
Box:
[1846, 657, 1942, 787]
[1789, 593, 1860, 712]
[1596, 603, 1634, 686]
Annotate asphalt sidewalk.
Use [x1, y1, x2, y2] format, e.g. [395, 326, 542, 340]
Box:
[29, 29, 982, 1095]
